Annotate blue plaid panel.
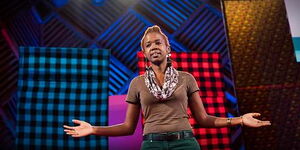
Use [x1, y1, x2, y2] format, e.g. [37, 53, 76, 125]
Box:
[17, 47, 109, 149]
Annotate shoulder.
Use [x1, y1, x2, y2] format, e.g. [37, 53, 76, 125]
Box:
[130, 75, 144, 85]
[178, 71, 197, 84]
[178, 71, 194, 79]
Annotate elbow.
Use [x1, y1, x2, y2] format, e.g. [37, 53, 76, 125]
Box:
[202, 113, 209, 122]
[199, 113, 208, 122]
[195, 114, 209, 127]
[123, 123, 135, 135]
[127, 128, 135, 135]
[123, 127, 135, 136]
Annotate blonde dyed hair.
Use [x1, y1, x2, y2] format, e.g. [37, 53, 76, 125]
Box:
[140, 25, 170, 51]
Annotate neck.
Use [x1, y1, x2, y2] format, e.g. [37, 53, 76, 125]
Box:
[151, 60, 168, 75]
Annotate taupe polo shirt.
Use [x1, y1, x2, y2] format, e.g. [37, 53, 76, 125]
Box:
[126, 71, 200, 135]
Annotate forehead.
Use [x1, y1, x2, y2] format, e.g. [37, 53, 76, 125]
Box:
[144, 32, 164, 43]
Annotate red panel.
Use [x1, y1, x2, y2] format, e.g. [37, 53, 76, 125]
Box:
[137, 52, 231, 150]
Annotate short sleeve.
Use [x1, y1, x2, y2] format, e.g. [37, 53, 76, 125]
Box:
[125, 77, 140, 104]
[187, 73, 200, 96]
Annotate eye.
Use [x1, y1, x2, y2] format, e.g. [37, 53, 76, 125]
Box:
[145, 44, 150, 48]
[155, 42, 161, 45]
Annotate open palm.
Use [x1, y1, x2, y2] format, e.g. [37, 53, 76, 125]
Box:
[242, 113, 271, 127]
[64, 119, 93, 137]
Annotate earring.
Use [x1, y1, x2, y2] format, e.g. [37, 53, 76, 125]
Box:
[167, 53, 172, 67]
[145, 57, 150, 70]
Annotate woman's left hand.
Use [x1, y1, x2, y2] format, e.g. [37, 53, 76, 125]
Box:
[242, 113, 271, 127]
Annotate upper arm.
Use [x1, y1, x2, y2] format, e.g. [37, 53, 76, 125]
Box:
[124, 103, 141, 133]
[125, 77, 140, 104]
[188, 91, 208, 124]
[124, 77, 141, 133]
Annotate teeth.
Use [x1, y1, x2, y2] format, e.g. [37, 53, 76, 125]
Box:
[152, 53, 160, 57]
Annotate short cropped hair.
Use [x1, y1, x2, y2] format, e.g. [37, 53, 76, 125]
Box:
[140, 25, 170, 51]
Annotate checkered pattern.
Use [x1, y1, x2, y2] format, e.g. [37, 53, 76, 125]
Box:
[17, 47, 109, 149]
[138, 52, 231, 150]
[138, 52, 225, 97]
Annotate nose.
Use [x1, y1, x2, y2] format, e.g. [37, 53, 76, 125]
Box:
[148, 43, 159, 50]
[150, 45, 160, 52]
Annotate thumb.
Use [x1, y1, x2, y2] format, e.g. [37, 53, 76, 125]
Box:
[251, 113, 261, 117]
[72, 119, 82, 125]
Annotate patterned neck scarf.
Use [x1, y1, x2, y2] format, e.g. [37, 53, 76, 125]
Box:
[144, 66, 179, 101]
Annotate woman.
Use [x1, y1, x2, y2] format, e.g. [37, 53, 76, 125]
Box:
[64, 25, 271, 150]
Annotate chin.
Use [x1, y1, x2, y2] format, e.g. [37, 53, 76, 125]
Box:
[150, 59, 165, 66]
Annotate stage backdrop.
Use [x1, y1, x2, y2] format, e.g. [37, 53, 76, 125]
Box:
[224, 0, 300, 149]
[1, 0, 241, 149]
[17, 47, 109, 149]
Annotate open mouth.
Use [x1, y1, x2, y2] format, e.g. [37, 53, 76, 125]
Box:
[150, 50, 161, 58]
[151, 53, 160, 58]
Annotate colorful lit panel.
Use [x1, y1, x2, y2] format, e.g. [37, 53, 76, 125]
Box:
[137, 52, 231, 150]
[17, 47, 109, 149]
[108, 95, 143, 150]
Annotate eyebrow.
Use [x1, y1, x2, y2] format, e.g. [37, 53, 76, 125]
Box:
[145, 39, 162, 44]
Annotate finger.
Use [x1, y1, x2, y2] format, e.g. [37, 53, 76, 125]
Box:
[65, 131, 75, 135]
[64, 129, 76, 133]
[63, 125, 75, 130]
[255, 120, 271, 127]
[64, 129, 75, 133]
[72, 134, 81, 138]
[72, 119, 82, 124]
[66, 132, 74, 135]
[65, 130, 78, 135]
[260, 121, 271, 126]
[64, 129, 74, 133]
[252, 113, 261, 117]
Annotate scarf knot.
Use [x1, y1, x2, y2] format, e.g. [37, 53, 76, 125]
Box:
[144, 66, 179, 101]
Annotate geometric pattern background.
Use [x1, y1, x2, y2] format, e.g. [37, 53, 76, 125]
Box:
[0, 21, 19, 150]
[224, 0, 300, 149]
[17, 47, 109, 149]
[138, 52, 231, 150]
[1, 0, 240, 149]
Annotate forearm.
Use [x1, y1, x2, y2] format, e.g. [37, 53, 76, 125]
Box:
[199, 115, 243, 128]
[188, 92, 243, 128]
[92, 104, 140, 136]
[92, 123, 135, 136]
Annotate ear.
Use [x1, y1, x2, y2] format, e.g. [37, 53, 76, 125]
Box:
[142, 50, 146, 57]
[167, 46, 171, 54]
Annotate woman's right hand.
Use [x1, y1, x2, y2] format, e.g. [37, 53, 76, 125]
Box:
[64, 119, 93, 137]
